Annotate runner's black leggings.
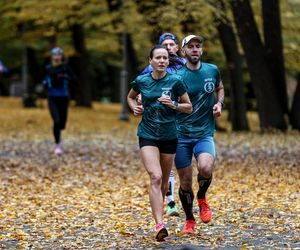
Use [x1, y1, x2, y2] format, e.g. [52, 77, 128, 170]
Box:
[48, 96, 69, 144]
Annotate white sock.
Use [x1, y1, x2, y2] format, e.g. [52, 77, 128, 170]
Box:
[166, 170, 175, 204]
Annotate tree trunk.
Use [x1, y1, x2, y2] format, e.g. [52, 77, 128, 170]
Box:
[71, 24, 91, 107]
[290, 73, 300, 130]
[27, 47, 40, 92]
[126, 33, 138, 80]
[216, 17, 249, 131]
[19, 24, 34, 107]
[230, 0, 286, 130]
[262, 0, 288, 115]
[106, 0, 138, 103]
[22, 47, 38, 107]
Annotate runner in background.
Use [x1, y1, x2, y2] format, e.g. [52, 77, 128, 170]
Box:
[43, 47, 77, 155]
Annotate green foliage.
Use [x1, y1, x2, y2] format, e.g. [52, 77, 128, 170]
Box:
[281, 1, 300, 75]
[0, 0, 299, 76]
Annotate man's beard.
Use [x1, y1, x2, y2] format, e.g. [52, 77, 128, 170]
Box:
[186, 54, 200, 65]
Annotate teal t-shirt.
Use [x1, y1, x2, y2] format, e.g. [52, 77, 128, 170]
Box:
[175, 63, 221, 139]
[130, 72, 187, 140]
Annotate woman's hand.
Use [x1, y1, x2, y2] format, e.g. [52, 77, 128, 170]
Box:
[157, 95, 177, 109]
[133, 105, 144, 116]
[136, 94, 142, 105]
[127, 89, 144, 116]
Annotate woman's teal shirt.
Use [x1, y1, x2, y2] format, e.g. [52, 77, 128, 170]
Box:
[130, 72, 187, 140]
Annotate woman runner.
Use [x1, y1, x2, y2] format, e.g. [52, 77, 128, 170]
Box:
[127, 45, 192, 241]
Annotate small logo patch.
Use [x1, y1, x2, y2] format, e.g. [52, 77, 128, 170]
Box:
[161, 88, 172, 97]
[204, 82, 215, 93]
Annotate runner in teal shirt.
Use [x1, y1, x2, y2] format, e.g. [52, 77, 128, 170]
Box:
[127, 45, 192, 241]
[173, 35, 225, 235]
[138, 32, 185, 218]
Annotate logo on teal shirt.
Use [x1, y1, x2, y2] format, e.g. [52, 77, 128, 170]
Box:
[204, 79, 215, 93]
[161, 87, 172, 97]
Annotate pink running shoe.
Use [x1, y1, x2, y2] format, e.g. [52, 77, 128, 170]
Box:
[155, 222, 168, 241]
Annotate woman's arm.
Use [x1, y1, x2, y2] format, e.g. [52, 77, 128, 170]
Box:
[127, 89, 144, 116]
[178, 92, 193, 113]
[158, 92, 192, 114]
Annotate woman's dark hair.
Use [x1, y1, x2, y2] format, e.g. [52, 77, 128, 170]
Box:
[149, 45, 166, 59]
[149, 45, 184, 70]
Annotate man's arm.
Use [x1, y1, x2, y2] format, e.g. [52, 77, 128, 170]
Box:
[213, 80, 225, 118]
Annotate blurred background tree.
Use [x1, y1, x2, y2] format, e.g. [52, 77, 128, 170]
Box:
[0, 0, 299, 130]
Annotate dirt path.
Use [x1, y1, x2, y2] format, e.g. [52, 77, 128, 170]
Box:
[0, 99, 299, 249]
[0, 134, 299, 249]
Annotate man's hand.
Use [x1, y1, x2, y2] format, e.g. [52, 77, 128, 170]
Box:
[213, 102, 222, 118]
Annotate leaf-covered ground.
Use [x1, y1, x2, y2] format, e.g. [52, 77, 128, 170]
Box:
[0, 98, 299, 249]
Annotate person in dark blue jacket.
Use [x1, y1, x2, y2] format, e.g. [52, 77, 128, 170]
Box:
[43, 47, 77, 154]
[140, 32, 186, 75]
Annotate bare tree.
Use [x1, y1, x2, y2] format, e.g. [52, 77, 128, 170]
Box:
[230, 0, 287, 130]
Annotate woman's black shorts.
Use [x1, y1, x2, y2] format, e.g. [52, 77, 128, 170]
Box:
[139, 137, 178, 154]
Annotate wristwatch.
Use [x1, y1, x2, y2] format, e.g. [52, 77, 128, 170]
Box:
[217, 101, 224, 108]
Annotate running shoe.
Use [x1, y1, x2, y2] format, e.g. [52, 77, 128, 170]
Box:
[181, 220, 196, 234]
[166, 201, 179, 217]
[198, 198, 212, 223]
[155, 222, 168, 241]
[54, 144, 63, 155]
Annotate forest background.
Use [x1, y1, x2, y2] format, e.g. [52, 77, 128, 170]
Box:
[0, 0, 300, 131]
